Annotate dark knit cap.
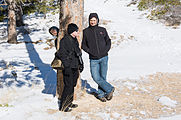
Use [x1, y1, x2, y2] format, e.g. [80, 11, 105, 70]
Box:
[49, 26, 59, 36]
[67, 23, 79, 34]
[89, 13, 99, 24]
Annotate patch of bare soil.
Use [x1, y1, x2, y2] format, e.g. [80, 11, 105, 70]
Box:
[70, 72, 181, 120]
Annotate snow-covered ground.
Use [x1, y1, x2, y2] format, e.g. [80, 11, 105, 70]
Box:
[0, 0, 181, 120]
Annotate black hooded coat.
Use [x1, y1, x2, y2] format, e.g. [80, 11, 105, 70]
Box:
[81, 13, 111, 60]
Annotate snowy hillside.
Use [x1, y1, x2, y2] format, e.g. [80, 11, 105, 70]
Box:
[0, 0, 181, 120]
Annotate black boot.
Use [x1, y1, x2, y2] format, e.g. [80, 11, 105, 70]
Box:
[58, 99, 62, 110]
[69, 103, 78, 108]
[106, 87, 115, 101]
[58, 100, 72, 112]
[64, 107, 72, 112]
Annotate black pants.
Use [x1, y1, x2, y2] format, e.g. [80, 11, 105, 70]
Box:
[60, 68, 79, 111]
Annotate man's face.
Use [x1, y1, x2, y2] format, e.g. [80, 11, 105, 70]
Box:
[90, 17, 97, 26]
[50, 29, 57, 36]
[71, 30, 79, 38]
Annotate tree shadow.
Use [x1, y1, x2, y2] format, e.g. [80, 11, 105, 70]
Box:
[22, 34, 57, 96]
[0, 20, 8, 39]
[0, 60, 31, 88]
[0, 23, 56, 96]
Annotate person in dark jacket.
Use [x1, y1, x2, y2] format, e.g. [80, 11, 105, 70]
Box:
[81, 13, 114, 102]
[55, 23, 83, 112]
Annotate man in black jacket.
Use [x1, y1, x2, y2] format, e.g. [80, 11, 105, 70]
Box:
[54, 23, 83, 112]
[82, 13, 114, 102]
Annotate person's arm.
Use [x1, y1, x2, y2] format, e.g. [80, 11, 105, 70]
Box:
[54, 38, 58, 50]
[81, 31, 90, 54]
[55, 39, 72, 68]
[104, 28, 111, 53]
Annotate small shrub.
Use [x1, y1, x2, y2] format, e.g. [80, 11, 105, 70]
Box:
[0, 104, 13, 107]
[137, 0, 181, 26]
[23, 5, 37, 15]
[138, 0, 181, 10]
[0, 15, 4, 22]
[0, 6, 7, 22]
[150, 6, 169, 19]
[138, 0, 155, 10]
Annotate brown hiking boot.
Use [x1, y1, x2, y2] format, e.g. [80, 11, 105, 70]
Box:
[98, 97, 107, 102]
[106, 87, 115, 101]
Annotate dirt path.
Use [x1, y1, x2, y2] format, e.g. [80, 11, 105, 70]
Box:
[65, 72, 181, 120]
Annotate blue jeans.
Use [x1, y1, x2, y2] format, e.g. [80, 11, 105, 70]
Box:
[90, 56, 113, 98]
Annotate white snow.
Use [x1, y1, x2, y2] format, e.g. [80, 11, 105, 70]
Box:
[158, 96, 177, 108]
[147, 115, 181, 120]
[0, 0, 181, 120]
[112, 112, 121, 118]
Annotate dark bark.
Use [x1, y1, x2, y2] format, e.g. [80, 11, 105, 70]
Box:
[7, 0, 17, 44]
[56, 0, 84, 99]
[16, 3, 24, 27]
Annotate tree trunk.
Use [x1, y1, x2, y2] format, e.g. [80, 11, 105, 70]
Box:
[7, 0, 17, 44]
[16, 3, 24, 27]
[59, 0, 84, 41]
[57, 0, 84, 99]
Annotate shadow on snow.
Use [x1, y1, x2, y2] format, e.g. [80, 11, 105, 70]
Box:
[81, 79, 98, 96]
[0, 34, 56, 97]
[0, 34, 57, 96]
[23, 34, 57, 96]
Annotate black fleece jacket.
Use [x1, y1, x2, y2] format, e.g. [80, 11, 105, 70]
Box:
[81, 26, 111, 59]
[55, 35, 81, 68]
